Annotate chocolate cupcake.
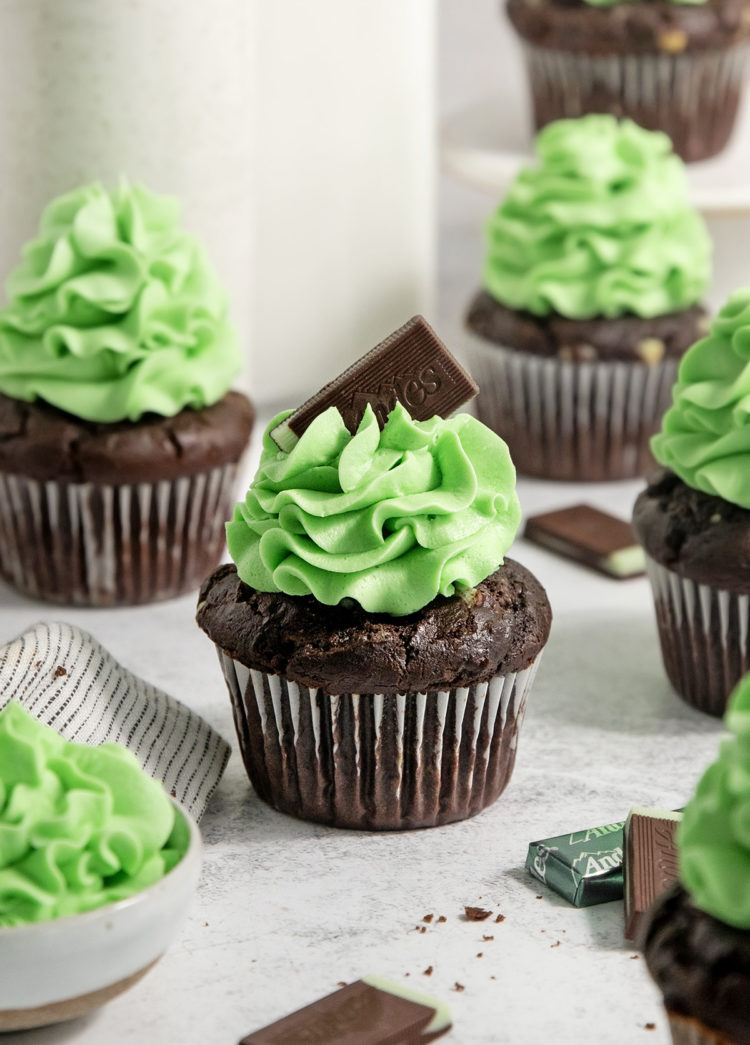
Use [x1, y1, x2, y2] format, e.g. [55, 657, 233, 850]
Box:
[0, 180, 254, 606]
[198, 358, 551, 830]
[506, 0, 750, 163]
[643, 675, 750, 1045]
[634, 289, 750, 716]
[464, 116, 710, 481]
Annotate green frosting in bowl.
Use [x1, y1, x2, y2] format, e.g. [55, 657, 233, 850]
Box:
[483, 115, 710, 319]
[227, 403, 522, 616]
[0, 703, 188, 927]
[679, 673, 750, 929]
[0, 180, 240, 423]
[652, 289, 750, 509]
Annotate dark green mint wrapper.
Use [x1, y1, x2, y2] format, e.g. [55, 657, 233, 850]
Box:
[526, 821, 624, 907]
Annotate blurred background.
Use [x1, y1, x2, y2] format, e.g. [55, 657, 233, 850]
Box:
[0, 0, 749, 408]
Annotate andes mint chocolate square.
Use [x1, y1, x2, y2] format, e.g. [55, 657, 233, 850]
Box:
[624, 807, 682, 942]
[523, 504, 645, 579]
[238, 976, 451, 1044]
[270, 315, 478, 451]
[526, 819, 626, 907]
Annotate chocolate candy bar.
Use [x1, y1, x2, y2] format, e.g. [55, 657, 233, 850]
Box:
[238, 976, 452, 1044]
[523, 504, 645, 579]
[270, 315, 478, 451]
[623, 807, 682, 942]
[526, 820, 625, 907]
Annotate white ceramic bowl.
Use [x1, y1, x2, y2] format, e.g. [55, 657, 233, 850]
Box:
[0, 800, 202, 1031]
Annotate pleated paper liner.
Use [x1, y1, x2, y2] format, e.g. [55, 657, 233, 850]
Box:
[0, 463, 238, 606]
[645, 555, 750, 718]
[464, 334, 678, 481]
[521, 45, 750, 163]
[217, 652, 543, 830]
[665, 1012, 736, 1045]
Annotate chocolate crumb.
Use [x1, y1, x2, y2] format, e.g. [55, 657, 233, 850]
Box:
[34, 660, 42, 670]
[54, 665, 67, 677]
[644, 1024, 656, 1031]
[437, 915, 447, 923]
[453, 983, 465, 993]
[419, 926, 427, 934]
[337, 981, 347, 988]
[495, 914, 506, 923]
[170, 789, 177, 798]
[550, 940, 561, 948]
[482, 935, 494, 942]
[630, 954, 640, 960]
[476, 953, 483, 959]
[490, 975, 496, 981]
[405, 973, 410, 978]
[535, 895, 543, 900]
[423, 967, 433, 977]
[423, 914, 434, 923]
[464, 906, 492, 922]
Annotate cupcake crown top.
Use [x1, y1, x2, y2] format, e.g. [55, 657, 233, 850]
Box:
[227, 401, 521, 616]
[678, 673, 750, 929]
[652, 289, 750, 508]
[0, 702, 188, 927]
[0, 179, 240, 424]
[483, 115, 710, 320]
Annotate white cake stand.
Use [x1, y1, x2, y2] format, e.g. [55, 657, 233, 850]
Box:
[441, 95, 750, 215]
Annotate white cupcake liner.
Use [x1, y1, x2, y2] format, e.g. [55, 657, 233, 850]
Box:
[0, 464, 238, 606]
[666, 1012, 733, 1045]
[521, 45, 750, 161]
[645, 555, 750, 717]
[463, 334, 677, 480]
[216, 652, 543, 830]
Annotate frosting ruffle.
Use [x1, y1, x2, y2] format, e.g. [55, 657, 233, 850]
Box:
[0, 703, 187, 926]
[0, 180, 240, 423]
[227, 403, 522, 616]
[679, 672, 750, 928]
[483, 115, 710, 319]
[652, 289, 750, 509]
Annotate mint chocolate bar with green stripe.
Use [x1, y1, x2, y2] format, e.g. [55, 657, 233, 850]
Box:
[524, 504, 645, 579]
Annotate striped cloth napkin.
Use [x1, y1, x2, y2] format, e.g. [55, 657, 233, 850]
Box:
[0, 620, 230, 820]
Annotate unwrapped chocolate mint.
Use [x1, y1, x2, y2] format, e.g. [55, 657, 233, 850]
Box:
[624, 807, 682, 942]
[524, 504, 645, 579]
[238, 976, 451, 1044]
[526, 820, 625, 907]
[270, 315, 478, 451]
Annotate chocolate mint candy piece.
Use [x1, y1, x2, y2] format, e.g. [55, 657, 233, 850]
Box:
[524, 504, 645, 579]
[238, 976, 452, 1044]
[270, 315, 478, 451]
[526, 820, 625, 908]
[624, 807, 682, 943]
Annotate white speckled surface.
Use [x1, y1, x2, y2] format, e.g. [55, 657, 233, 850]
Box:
[0, 440, 726, 1045]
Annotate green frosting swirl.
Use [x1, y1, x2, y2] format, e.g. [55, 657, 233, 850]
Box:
[227, 403, 522, 616]
[0, 702, 188, 927]
[679, 673, 750, 928]
[652, 290, 750, 509]
[0, 180, 240, 423]
[483, 115, 710, 319]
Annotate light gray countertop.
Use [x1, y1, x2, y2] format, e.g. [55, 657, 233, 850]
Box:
[0, 424, 725, 1045]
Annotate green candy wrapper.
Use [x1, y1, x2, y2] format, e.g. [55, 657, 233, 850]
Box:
[526, 821, 625, 907]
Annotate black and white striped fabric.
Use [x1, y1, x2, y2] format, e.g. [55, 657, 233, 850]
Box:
[0, 621, 230, 819]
